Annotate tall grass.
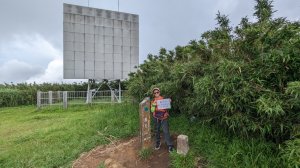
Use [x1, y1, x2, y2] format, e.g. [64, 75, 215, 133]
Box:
[169, 115, 284, 168]
[0, 104, 138, 168]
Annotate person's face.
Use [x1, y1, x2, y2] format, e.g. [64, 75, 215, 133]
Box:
[153, 90, 160, 98]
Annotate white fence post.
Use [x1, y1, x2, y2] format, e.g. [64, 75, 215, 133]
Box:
[37, 91, 41, 108]
[111, 90, 114, 102]
[88, 90, 92, 103]
[63, 91, 68, 109]
[57, 91, 61, 101]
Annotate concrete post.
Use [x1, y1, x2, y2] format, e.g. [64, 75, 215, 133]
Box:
[177, 135, 189, 156]
[111, 90, 115, 102]
[48, 91, 53, 105]
[57, 91, 61, 101]
[139, 97, 151, 149]
[63, 91, 68, 109]
[37, 91, 41, 108]
[88, 90, 93, 103]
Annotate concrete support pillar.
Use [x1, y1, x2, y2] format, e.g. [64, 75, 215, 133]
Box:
[48, 91, 53, 105]
[37, 91, 41, 108]
[111, 90, 115, 102]
[63, 91, 68, 109]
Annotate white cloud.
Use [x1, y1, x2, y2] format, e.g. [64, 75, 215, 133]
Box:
[0, 34, 64, 83]
[0, 59, 43, 83]
[26, 58, 63, 83]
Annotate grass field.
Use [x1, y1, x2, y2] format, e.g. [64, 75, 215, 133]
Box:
[0, 104, 138, 168]
[169, 115, 284, 168]
[0, 104, 283, 167]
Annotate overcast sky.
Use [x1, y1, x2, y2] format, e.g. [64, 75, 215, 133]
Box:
[0, 0, 299, 83]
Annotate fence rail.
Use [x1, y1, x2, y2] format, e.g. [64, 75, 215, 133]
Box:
[37, 90, 127, 109]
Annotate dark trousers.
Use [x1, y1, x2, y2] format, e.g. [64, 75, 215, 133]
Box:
[154, 118, 173, 146]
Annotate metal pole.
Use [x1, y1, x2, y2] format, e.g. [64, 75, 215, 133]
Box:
[118, 0, 119, 12]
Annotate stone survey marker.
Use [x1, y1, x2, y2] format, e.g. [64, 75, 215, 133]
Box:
[139, 97, 151, 148]
[177, 134, 189, 155]
[63, 3, 139, 80]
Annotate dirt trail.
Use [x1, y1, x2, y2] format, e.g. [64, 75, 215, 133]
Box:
[72, 135, 177, 168]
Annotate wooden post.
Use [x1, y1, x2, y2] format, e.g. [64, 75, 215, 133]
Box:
[63, 91, 68, 109]
[139, 97, 151, 149]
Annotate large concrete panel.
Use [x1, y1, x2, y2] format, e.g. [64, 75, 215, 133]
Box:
[64, 32, 74, 41]
[95, 53, 105, 61]
[122, 21, 131, 29]
[75, 61, 84, 70]
[104, 45, 113, 53]
[85, 71, 95, 78]
[75, 15, 85, 24]
[85, 34, 94, 42]
[64, 51, 75, 60]
[113, 45, 122, 54]
[113, 37, 122, 45]
[95, 70, 105, 79]
[84, 25, 94, 34]
[95, 17, 104, 26]
[64, 3, 139, 79]
[104, 19, 113, 27]
[105, 53, 113, 62]
[113, 53, 122, 62]
[95, 26, 104, 35]
[64, 69, 75, 78]
[85, 61, 94, 71]
[64, 61, 75, 69]
[85, 52, 94, 61]
[74, 24, 84, 33]
[84, 16, 95, 25]
[85, 43, 95, 52]
[122, 37, 131, 46]
[113, 28, 122, 37]
[114, 20, 122, 28]
[75, 52, 84, 61]
[74, 42, 84, 52]
[95, 61, 105, 71]
[95, 43, 104, 53]
[105, 71, 114, 79]
[104, 62, 113, 71]
[75, 33, 84, 42]
[75, 70, 84, 78]
[83, 7, 95, 16]
[64, 41, 74, 51]
[104, 36, 113, 45]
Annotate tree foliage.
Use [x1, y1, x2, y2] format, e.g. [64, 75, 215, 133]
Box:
[126, 0, 300, 147]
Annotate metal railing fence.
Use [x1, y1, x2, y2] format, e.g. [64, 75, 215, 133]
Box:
[37, 90, 128, 109]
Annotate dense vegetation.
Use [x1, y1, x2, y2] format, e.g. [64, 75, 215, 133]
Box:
[0, 80, 125, 107]
[126, 0, 300, 166]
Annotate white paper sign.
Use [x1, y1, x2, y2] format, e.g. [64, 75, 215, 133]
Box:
[157, 99, 171, 109]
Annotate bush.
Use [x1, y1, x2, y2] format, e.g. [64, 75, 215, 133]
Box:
[126, 0, 300, 166]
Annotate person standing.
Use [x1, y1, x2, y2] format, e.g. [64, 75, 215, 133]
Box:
[151, 87, 174, 152]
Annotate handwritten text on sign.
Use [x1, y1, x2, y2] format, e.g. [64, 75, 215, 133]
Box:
[157, 99, 171, 110]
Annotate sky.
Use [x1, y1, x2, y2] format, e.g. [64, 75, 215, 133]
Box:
[0, 0, 299, 83]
